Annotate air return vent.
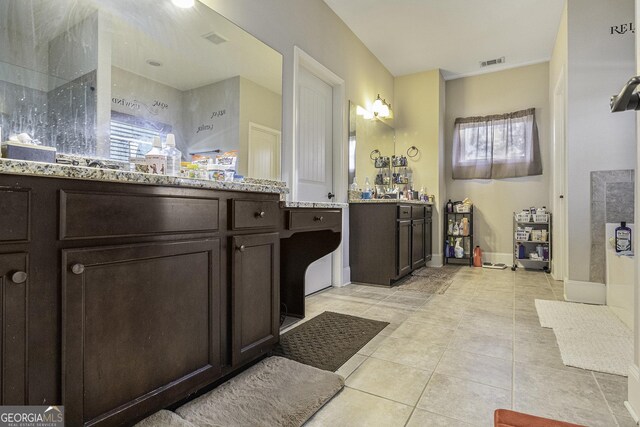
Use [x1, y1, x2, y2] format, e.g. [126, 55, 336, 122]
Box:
[480, 57, 505, 68]
[202, 31, 228, 45]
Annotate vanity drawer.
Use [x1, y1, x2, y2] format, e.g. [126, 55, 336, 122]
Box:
[411, 206, 425, 219]
[288, 210, 341, 231]
[60, 190, 219, 240]
[398, 205, 411, 219]
[232, 200, 279, 230]
[425, 205, 433, 218]
[0, 187, 30, 243]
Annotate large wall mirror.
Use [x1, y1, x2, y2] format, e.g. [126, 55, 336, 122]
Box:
[0, 0, 283, 179]
[348, 101, 398, 196]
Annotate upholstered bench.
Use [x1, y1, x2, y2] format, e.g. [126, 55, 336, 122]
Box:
[495, 409, 585, 427]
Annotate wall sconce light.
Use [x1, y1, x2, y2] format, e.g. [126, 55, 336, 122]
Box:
[356, 105, 374, 120]
[371, 94, 392, 119]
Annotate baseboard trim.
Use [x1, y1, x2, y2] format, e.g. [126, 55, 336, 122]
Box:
[427, 254, 444, 267]
[340, 266, 351, 286]
[626, 364, 640, 422]
[482, 252, 512, 266]
[564, 279, 606, 305]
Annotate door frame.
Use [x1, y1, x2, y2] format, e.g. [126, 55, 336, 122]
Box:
[292, 46, 346, 287]
[248, 122, 281, 180]
[551, 66, 568, 283]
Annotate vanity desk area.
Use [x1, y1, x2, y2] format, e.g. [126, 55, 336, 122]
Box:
[0, 159, 344, 425]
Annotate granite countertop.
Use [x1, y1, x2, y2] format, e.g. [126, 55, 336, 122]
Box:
[0, 158, 289, 194]
[349, 198, 433, 205]
[280, 201, 347, 209]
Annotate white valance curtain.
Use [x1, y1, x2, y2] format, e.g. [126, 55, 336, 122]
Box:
[452, 108, 542, 179]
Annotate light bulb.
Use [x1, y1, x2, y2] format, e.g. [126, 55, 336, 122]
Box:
[172, 0, 195, 8]
[372, 95, 384, 115]
[380, 104, 390, 118]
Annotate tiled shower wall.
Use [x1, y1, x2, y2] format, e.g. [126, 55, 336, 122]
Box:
[590, 170, 634, 283]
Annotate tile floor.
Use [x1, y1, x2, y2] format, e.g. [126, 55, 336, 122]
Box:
[300, 267, 635, 427]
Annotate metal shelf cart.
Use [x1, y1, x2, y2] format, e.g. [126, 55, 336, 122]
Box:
[512, 211, 552, 272]
[444, 205, 474, 266]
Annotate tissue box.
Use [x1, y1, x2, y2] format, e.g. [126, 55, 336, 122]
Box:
[1, 141, 56, 163]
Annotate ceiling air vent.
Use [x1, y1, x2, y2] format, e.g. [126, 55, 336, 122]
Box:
[480, 57, 505, 68]
[202, 31, 228, 45]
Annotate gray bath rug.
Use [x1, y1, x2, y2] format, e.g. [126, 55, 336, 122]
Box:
[397, 265, 461, 293]
[176, 357, 343, 426]
[135, 410, 196, 427]
[272, 311, 388, 372]
[535, 299, 632, 376]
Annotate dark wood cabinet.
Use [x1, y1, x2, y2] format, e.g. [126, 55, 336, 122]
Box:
[62, 240, 221, 426]
[0, 252, 28, 404]
[411, 218, 426, 269]
[397, 219, 412, 276]
[231, 233, 280, 366]
[350, 202, 433, 286]
[0, 173, 341, 426]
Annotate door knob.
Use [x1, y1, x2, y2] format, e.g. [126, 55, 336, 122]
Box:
[71, 263, 85, 275]
[256, 211, 266, 218]
[559, 195, 564, 199]
[327, 192, 335, 200]
[10, 271, 27, 284]
[313, 216, 324, 222]
[238, 245, 246, 252]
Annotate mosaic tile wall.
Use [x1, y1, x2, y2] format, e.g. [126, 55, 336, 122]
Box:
[590, 170, 634, 283]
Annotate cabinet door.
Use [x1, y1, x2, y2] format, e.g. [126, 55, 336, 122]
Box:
[0, 253, 28, 404]
[397, 220, 412, 277]
[231, 233, 280, 366]
[411, 219, 426, 269]
[425, 219, 433, 261]
[62, 239, 221, 426]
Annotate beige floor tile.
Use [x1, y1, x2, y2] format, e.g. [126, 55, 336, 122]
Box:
[407, 308, 464, 329]
[390, 321, 454, 347]
[305, 387, 413, 427]
[514, 363, 610, 414]
[405, 408, 474, 427]
[615, 414, 638, 427]
[356, 333, 389, 356]
[449, 329, 513, 361]
[513, 393, 617, 427]
[378, 294, 430, 310]
[335, 353, 367, 379]
[371, 336, 446, 371]
[360, 306, 410, 330]
[594, 373, 631, 419]
[417, 373, 511, 426]
[435, 350, 512, 390]
[345, 358, 432, 406]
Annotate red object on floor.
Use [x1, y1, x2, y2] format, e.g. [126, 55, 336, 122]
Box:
[473, 245, 482, 267]
[494, 409, 585, 427]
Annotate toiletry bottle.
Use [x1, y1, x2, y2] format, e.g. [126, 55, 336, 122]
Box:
[615, 221, 632, 252]
[446, 199, 453, 213]
[362, 177, 372, 199]
[473, 246, 482, 267]
[454, 238, 464, 258]
[145, 136, 167, 175]
[448, 219, 454, 235]
[162, 133, 182, 176]
[453, 221, 459, 236]
[350, 176, 359, 191]
[445, 240, 450, 258]
[518, 242, 526, 259]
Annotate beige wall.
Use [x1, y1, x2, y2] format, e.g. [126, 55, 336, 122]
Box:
[445, 62, 551, 262]
[394, 69, 446, 263]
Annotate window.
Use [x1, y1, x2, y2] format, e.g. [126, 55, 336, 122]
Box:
[452, 108, 542, 179]
[109, 111, 172, 161]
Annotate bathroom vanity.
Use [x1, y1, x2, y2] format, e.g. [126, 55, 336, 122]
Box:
[349, 200, 432, 286]
[0, 161, 342, 426]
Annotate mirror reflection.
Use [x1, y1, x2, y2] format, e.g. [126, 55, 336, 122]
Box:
[350, 101, 417, 199]
[0, 0, 283, 179]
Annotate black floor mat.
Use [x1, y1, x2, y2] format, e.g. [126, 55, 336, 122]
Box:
[271, 311, 388, 372]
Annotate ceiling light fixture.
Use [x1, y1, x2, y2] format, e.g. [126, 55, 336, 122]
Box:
[172, 0, 195, 8]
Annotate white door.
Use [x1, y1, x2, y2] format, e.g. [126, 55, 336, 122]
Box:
[248, 123, 281, 180]
[552, 72, 567, 282]
[296, 66, 333, 295]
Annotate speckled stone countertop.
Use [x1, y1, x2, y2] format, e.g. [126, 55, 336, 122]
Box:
[349, 198, 433, 205]
[0, 158, 289, 194]
[280, 201, 347, 209]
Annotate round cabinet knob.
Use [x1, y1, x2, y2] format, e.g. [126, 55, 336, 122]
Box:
[238, 245, 246, 252]
[256, 211, 266, 218]
[11, 271, 27, 284]
[313, 216, 324, 222]
[71, 263, 85, 275]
